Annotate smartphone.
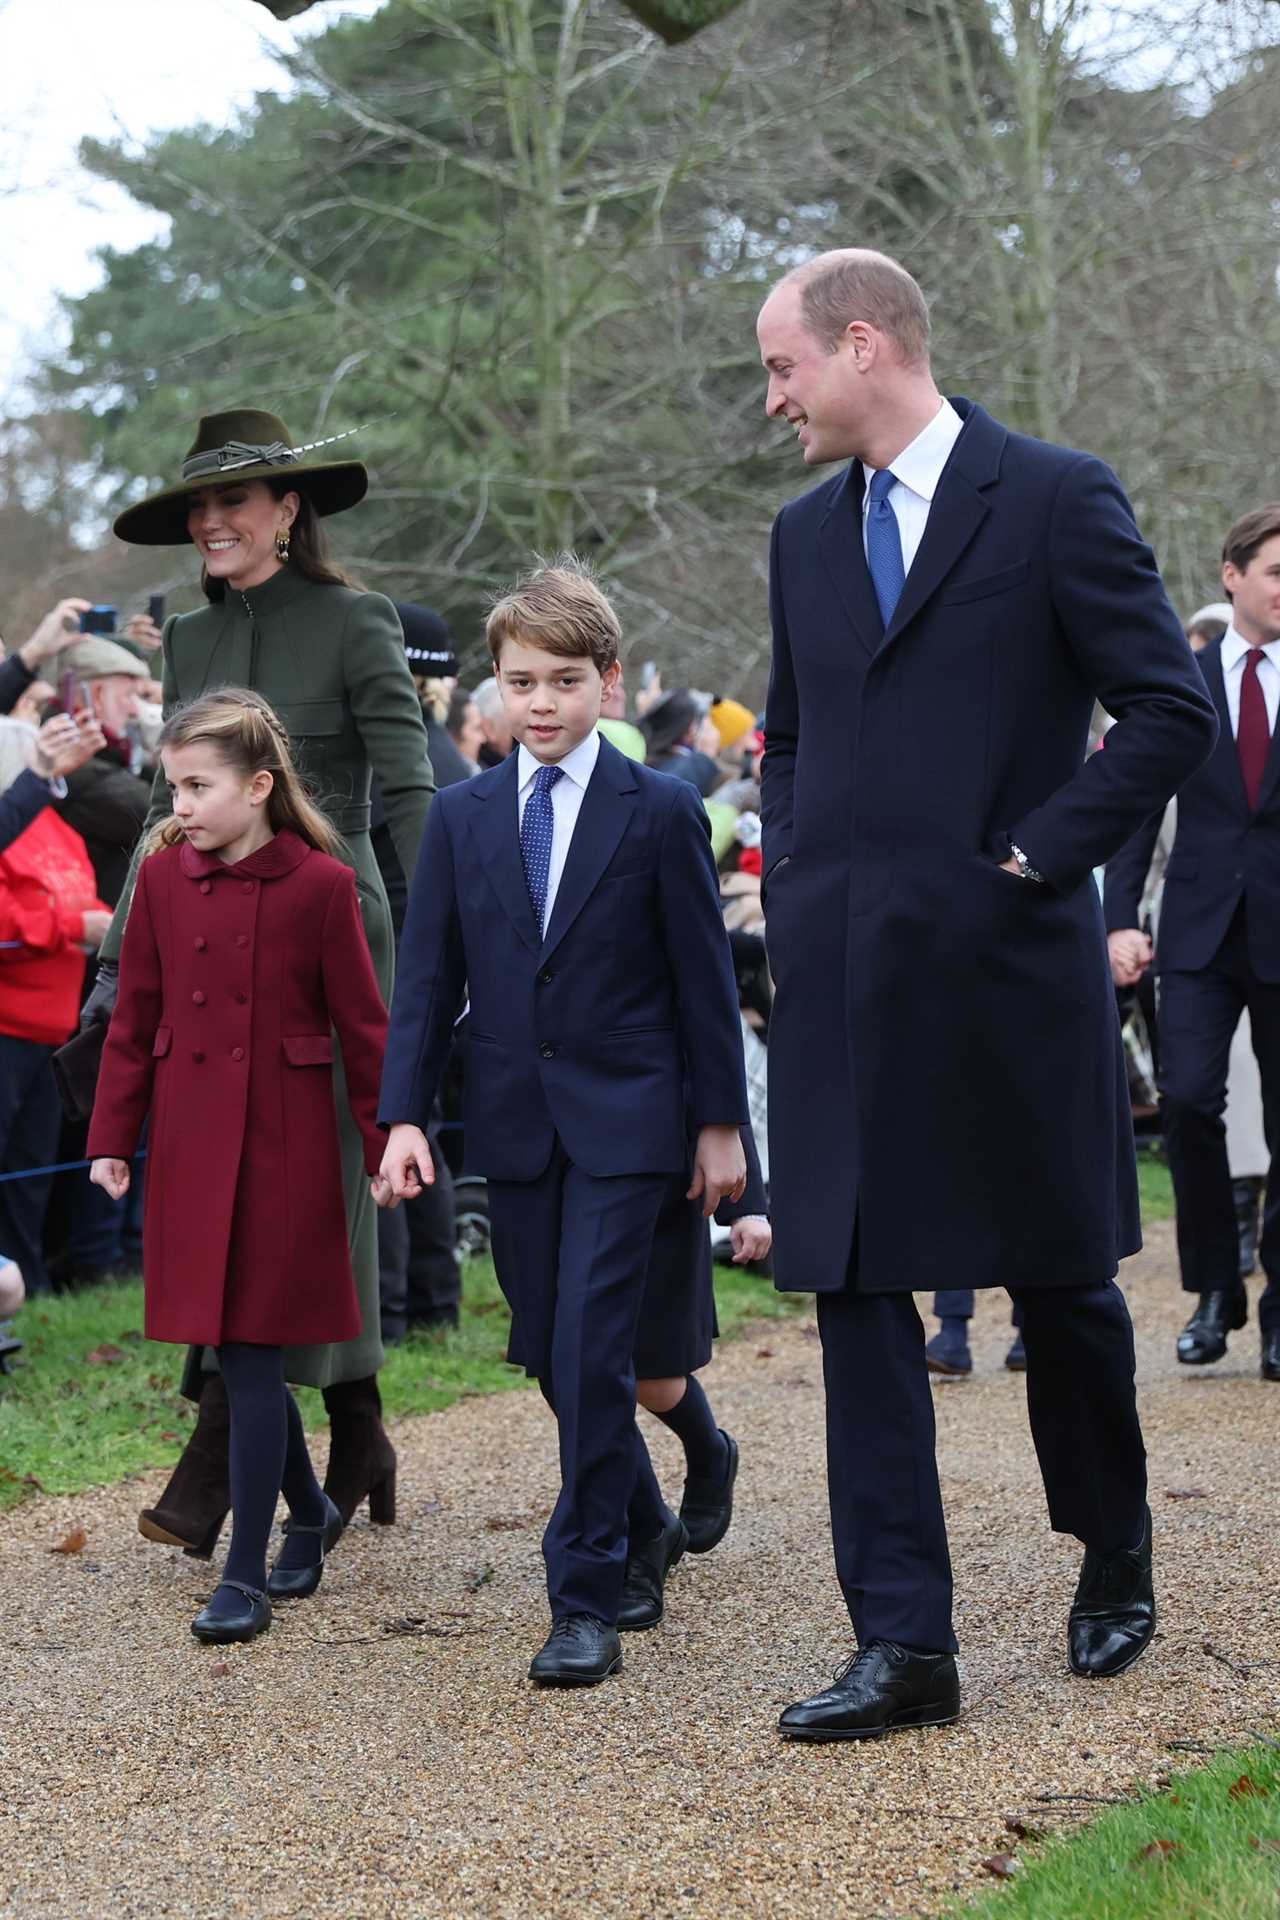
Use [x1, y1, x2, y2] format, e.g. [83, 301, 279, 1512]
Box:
[640, 660, 658, 690]
[147, 594, 166, 627]
[78, 605, 117, 636]
[59, 672, 89, 715]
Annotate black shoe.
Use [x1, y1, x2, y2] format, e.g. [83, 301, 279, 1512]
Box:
[1068, 1505, 1155, 1677]
[779, 1641, 961, 1742]
[1262, 1329, 1280, 1382]
[1004, 1332, 1027, 1371]
[680, 1431, 739, 1555]
[1234, 1177, 1262, 1278]
[528, 1614, 623, 1687]
[267, 1494, 345, 1600]
[924, 1328, 972, 1375]
[191, 1580, 272, 1645]
[616, 1508, 688, 1630]
[1176, 1289, 1247, 1365]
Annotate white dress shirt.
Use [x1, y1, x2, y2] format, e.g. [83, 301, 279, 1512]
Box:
[516, 728, 601, 932]
[861, 397, 964, 573]
[1219, 622, 1280, 740]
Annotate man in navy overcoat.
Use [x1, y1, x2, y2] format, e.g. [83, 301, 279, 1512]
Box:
[757, 249, 1217, 1740]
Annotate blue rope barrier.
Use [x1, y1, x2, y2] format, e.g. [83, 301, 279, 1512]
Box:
[0, 1150, 148, 1185]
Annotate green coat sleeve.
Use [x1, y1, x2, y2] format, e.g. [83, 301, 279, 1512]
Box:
[342, 593, 434, 879]
[99, 618, 180, 964]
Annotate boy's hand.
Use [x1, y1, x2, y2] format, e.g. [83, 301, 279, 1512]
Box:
[373, 1124, 435, 1207]
[90, 1158, 130, 1202]
[730, 1216, 772, 1265]
[688, 1125, 747, 1218]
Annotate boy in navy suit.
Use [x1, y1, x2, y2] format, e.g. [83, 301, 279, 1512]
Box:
[375, 558, 749, 1686]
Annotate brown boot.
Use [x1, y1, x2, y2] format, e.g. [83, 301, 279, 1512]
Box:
[138, 1373, 231, 1559]
[321, 1374, 397, 1526]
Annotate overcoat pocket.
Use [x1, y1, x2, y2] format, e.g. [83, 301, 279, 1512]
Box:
[282, 1034, 335, 1066]
[274, 699, 345, 741]
[938, 560, 1030, 605]
[152, 1026, 173, 1058]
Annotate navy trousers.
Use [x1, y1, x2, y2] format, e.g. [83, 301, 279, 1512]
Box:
[487, 1139, 669, 1624]
[0, 1035, 61, 1294]
[818, 1280, 1147, 1652]
[1159, 905, 1280, 1330]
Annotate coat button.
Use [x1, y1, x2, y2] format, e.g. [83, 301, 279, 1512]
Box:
[537, 968, 554, 985]
[540, 1042, 556, 1059]
[241, 881, 255, 895]
[235, 991, 248, 1005]
[235, 934, 249, 949]
[200, 881, 212, 895]
[194, 937, 207, 952]
[231, 1046, 245, 1062]
[193, 990, 206, 1006]
[192, 1050, 206, 1064]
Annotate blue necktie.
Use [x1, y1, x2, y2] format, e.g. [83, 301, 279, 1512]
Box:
[866, 468, 906, 629]
[521, 763, 563, 934]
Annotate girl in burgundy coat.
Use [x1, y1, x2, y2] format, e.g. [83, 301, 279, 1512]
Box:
[89, 690, 388, 1646]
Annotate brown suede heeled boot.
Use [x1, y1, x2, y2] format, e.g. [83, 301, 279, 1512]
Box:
[321, 1374, 397, 1526]
[138, 1372, 231, 1560]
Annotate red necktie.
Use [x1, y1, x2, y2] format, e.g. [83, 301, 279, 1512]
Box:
[1238, 649, 1271, 811]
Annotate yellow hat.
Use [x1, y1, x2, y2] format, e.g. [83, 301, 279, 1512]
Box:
[710, 698, 755, 752]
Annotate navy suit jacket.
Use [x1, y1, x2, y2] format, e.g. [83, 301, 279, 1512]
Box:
[1104, 637, 1280, 982]
[378, 734, 749, 1180]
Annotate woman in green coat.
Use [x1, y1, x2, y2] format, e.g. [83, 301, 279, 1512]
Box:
[93, 407, 433, 1552]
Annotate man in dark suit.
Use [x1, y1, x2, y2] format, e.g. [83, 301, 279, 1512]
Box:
[376, 558, 749, 1686]
[757, 249, 1217, 1740]
[1106, 506, 1280, 1381]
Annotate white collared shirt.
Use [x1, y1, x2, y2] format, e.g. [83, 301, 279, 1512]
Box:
[516, 728, 601, 932]
[861, 397, 964, 574]
[1219, 622, 1280, 740]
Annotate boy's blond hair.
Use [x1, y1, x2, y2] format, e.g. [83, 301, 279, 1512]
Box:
[486, 554, 621, 676]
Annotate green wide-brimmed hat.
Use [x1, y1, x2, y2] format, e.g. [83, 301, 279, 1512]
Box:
[112, 407, 370, 547]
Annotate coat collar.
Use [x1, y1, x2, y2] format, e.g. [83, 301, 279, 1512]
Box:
[179, 827, 313, 881]
[817, 396, 1006, 661]
[465, 736, 639, 956]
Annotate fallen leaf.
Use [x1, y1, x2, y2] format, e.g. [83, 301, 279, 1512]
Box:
[209, 1660, 231, 1678]
[22, 1473, 43, 1491]
[1228, 1775, 1269, 1801]
[85, 1343, 126, 1366]
[980, 1854, 1018, 1879]
[1136, 1840, 1182, 1861]
[1003, 1817, 1045, 1842]
[159, 1431, 180, 1442]
[1248, 1836, 1280, 1853]
[485, 1516, 527, 1532]
[48, 1527, 87, 1554]
[1164, 1487, 1208, 1500]
[755, 1347, 774, 1359]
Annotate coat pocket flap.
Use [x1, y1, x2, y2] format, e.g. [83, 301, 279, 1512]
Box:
[274, 699, 345, 740]
[283, 1034, 334, 1067]
[151, 1026, 173, 1058]
[938, 560, 1030, 605]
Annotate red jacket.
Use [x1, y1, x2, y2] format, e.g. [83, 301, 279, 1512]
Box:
[0, 807, 106, 1046]
[88, 830, 388, 1348]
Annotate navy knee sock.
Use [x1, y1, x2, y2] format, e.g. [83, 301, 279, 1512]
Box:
[217, 1342, 287, 1598]
[651, 1375, 728, 1481]
[271, 1387, 330, 1574]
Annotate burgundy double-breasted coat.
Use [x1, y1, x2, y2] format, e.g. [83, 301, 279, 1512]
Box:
[88, 830, 388, 1347]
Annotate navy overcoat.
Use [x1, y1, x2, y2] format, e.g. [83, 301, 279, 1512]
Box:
[762, 399, 1218, 1296]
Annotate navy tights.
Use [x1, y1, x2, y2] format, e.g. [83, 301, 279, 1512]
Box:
[215, 1342, 326, 1601]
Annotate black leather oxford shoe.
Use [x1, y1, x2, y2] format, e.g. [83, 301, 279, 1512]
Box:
[617, 1508, 688, 1630]
[680, 1431, 739, 1555]
[1262, 1329, 1280, 1382]
[779, 1641, 961, 1742]
[1177, 1289, 1247, 1364]
[528, 1614, 623, 1687]
[1068, 1505, 1154, 1677]
[191, 1580, 272, 1645]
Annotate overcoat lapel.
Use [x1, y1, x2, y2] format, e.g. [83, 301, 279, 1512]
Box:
[1199, 643, 1252, 816]
[541, 741, 637, 962]
[467, 755, 540, 954]
[817, 466, 882, 661]
[878, 400, 1003, 654]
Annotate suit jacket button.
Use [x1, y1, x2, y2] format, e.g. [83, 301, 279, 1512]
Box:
[537, 968, 554, 985]
[193, 990, 207, 1006]
[231, 1046, 245, 1062]
[199, 881, 212, 895]
[194, 937, 207, 952]
[192, 1050, 205, 1064]
[540, 1042, 556, 1059]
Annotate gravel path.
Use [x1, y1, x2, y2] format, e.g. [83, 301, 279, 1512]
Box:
[4, 1220, 1279, 1919]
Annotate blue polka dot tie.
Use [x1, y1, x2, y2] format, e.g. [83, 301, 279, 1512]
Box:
[521, 763, 564, 935]
[866, 467, 906, 630]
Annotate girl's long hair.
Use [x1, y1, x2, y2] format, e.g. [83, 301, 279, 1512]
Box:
[144, 689, 342, 859]
[201, 482, 359, 603]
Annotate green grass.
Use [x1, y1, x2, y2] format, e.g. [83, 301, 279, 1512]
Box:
[948, 1742, 1280, 1919]
[0, 1254, 802, 1510]
[1137, 1150, 1175, 1224]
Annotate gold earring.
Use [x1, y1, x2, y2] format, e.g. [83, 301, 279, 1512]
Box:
[275, 526, 291, 563]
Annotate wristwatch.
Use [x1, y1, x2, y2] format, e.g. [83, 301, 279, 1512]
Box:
[1009, 842, 1046, 884]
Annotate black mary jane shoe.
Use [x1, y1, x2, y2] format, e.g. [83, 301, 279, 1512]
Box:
[1068, 1505, 1155, 1678]
[617, 1508, 688, 1631]
[528, 1614, 623, 1687]
[779, 1641, 961, 1742]
[191, 1580, 272, 1646]
[267, 1494, 345, 1601]
[680, 1431, 739, 1555]
[1177, 1288, 1247, 1365]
